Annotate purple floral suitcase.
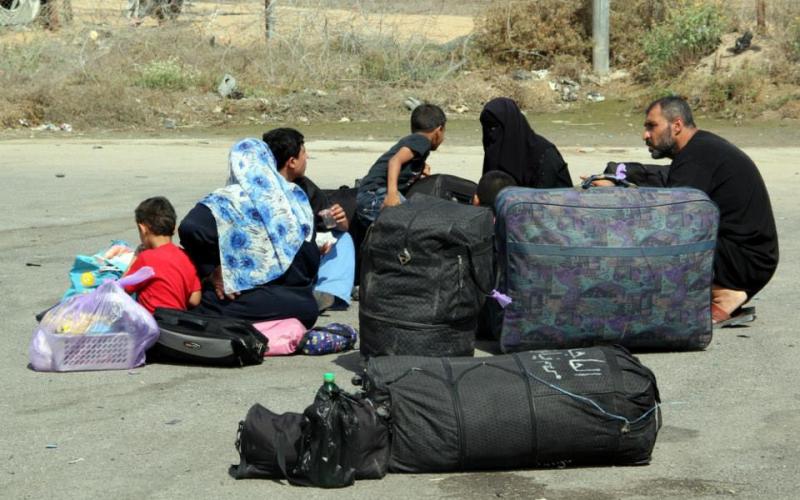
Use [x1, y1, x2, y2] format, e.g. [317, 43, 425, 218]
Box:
[495, 186, 719, 351]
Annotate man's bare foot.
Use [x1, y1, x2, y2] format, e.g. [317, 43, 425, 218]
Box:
[711, 285, 748, 317]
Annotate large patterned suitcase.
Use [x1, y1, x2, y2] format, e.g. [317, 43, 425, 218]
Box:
[495, 186, 719, 351]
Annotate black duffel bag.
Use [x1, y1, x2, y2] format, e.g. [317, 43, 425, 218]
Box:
[359, 194, 494, 358]
[150, 308, 267, 366]
[229, 405, 304, 479]
[229, 394, 389, 483]
[405, 174, 477, 204]
[362, 345, 661, 472]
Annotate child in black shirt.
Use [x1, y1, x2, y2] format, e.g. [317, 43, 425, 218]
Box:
[356, 104, 446, 224]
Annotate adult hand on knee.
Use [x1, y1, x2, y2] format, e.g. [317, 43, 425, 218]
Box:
[211, 266, 240, 301]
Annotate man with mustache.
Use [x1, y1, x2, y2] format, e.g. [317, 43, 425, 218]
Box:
[604, 96, 779, 326]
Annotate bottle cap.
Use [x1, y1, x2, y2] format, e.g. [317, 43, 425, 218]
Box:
[323, 372, 335, 383]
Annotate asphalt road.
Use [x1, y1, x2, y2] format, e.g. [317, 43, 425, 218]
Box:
[1, 135, 797, 499]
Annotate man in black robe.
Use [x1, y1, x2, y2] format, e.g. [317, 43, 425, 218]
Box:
[605, 96, 778, 324]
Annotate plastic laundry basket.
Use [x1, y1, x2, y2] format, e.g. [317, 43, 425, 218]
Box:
[30, 330, 138, 372]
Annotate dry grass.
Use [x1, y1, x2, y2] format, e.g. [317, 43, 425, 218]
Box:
[2, 0, 800, 131]
[0, 0, 478, 129]
[474, 0, 589, 69]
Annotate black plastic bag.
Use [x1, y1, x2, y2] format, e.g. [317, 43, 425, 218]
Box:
[230, 389, 388, 486]
[289, 385, 358, 488]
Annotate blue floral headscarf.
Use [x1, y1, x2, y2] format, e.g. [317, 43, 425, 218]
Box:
[200, 138, 313, 294]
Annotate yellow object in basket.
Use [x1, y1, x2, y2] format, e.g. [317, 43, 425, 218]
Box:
[80, 272, 96, 287]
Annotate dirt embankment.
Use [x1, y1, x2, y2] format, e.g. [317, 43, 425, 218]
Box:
[1, 0, 798, 134]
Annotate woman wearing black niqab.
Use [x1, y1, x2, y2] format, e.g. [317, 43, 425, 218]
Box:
[480, 97, 573, 188]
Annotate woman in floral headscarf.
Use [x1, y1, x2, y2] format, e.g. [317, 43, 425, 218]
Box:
[178, 138, 321, 327]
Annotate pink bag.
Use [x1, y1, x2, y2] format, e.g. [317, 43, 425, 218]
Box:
[252, 318, 307, 356]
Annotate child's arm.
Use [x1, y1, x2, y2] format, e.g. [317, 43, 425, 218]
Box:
[188, 290, 202, 308]
[382, 146, 415, 208]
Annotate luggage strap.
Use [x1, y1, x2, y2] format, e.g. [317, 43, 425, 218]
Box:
[511, 353, 539, 464]
[464, 240, 496, 297]
[507, 240, 715, 258]
[276, 427, 312, 487]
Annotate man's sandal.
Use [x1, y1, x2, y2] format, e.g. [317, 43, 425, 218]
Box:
[712, 303, 756, 329]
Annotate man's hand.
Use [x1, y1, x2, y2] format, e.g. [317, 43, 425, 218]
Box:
[382, 191, 402, 209]
[329, 203, 349, 232]
[319, 242, 333, 255]
[210, 266, 240, 301]
[421, 163, 431, 177]
[580, 175, 615, 187]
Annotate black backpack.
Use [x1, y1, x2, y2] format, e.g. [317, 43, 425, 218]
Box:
[359, 194, 494, 357]
[150, 308, 267, 366]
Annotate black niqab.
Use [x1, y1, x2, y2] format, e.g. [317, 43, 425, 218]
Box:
[480, 97, 572, 188]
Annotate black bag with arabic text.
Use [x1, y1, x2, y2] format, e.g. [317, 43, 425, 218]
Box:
[362, 345, 661, 472]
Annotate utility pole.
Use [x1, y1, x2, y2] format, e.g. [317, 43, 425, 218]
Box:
[265, 0, 276, 40]
[593, 0, 610, 76]
[756, 0, 766, 34]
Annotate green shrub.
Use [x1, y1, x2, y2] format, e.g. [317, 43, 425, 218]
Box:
[610, 0, 674, 67]
[785, 17, 800, 62]
[134, 58, 197, 90]
[642, 1, 725, 80]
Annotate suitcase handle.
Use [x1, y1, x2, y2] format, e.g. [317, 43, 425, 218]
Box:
[580, 173, 636, 189]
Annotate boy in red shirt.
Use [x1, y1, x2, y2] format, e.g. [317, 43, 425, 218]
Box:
[124, 197, 201, 314]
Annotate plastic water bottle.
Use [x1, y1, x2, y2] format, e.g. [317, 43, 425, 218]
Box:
[323, 372, 338, 394]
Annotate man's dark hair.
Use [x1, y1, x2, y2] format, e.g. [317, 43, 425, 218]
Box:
[262, 128, 305, 170]
[646, 96, 696, 128]
[135, 196, 177, 236]
[411, 103, 447, 133]
[476, 171, 517, 211]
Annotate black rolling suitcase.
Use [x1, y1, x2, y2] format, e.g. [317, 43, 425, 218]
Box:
[405, 174, 477, 204]
[359, 195, 494, 357]
[362, 345, 661, 472]
[150, 308, 267, 366]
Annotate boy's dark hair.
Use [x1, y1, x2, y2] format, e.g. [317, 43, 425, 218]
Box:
[476, 171, 517, 211]
[411, 103, 447, 133]
[262, 128, 305, 170]
[646, 95, 696, 128]
[135, 196, 177, 236]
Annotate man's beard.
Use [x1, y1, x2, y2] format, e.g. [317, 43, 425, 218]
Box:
[647, 132, 676, 159]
